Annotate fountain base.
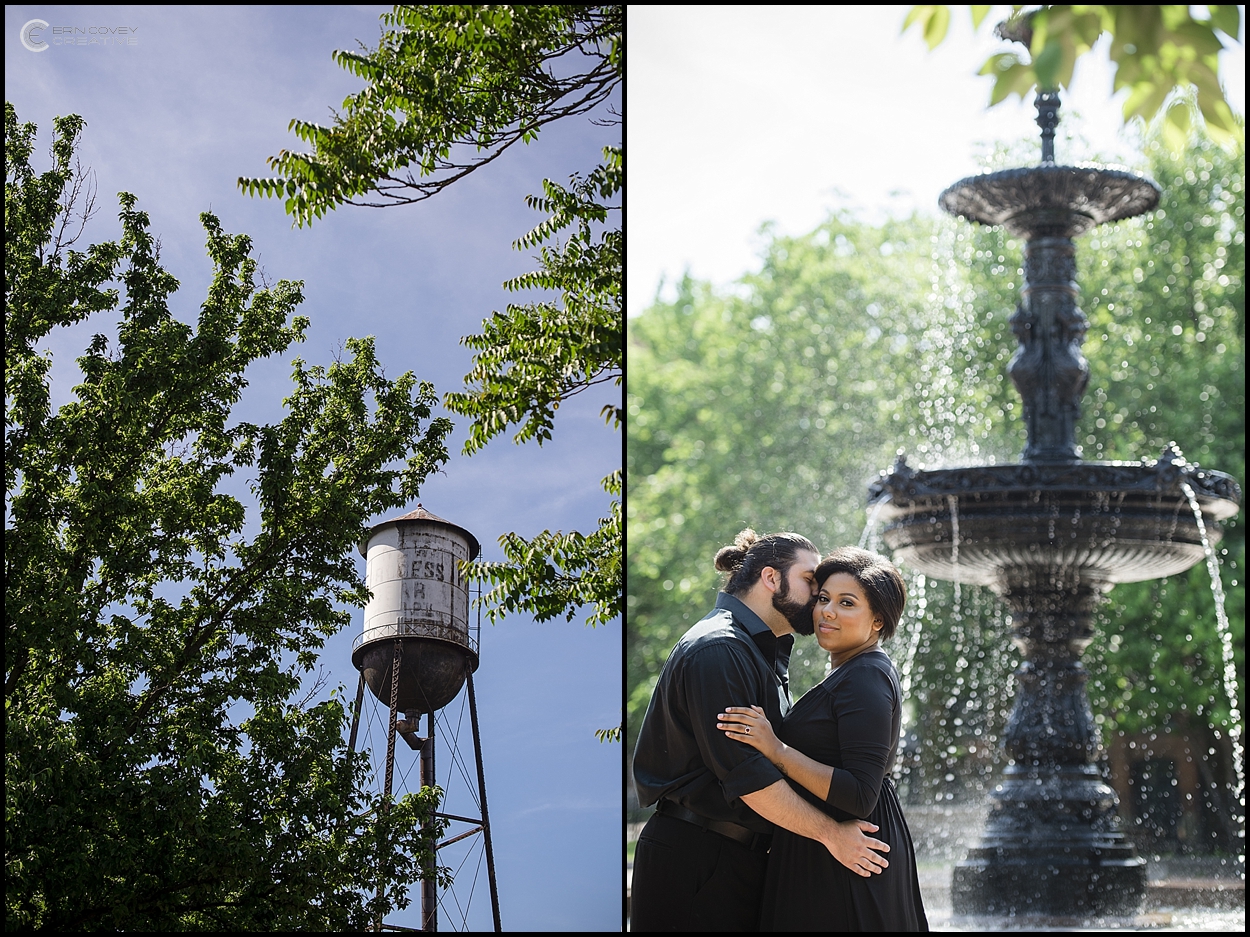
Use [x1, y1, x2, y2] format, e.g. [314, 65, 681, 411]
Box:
[952, 858, 1147, 916]
[951, 764, 1147, 915]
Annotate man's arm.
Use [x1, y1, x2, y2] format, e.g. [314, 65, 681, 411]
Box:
[741, 780, 889, 877]
[717, 706, 835, 801]
[682, 643, 787, 795]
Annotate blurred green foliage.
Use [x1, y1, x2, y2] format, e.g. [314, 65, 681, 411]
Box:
[627, 135, 1244, 823]
[904, 5, 1243, 149]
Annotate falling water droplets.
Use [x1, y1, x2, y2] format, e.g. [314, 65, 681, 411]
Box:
[860, 496, 889, 551]
[1179, 481, 1246, 844]
[899, 572, 928, 703]
[894, 571, 928, 782]
[947, 494, 962, 612]
[912, 222, 999, 468]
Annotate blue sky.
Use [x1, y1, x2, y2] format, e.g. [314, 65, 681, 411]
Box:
[6, 5, 620, 931]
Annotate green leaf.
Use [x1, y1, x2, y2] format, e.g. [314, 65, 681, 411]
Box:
[1070, 10, 1107, 48]
[990, 60, 1036, 105]
[1029, 6, 1051, 57]
[970, 6, 991, 30]
[1114, 4, 1164, 57]
[1032, 37, 1065, 90]
[901, 5, 935, 34]
[1160, 5, 1192, 31]
[1186, 59, 1226, 102]
[468, 476, 621, 627]
[1123, 78, 1174, 123]
[978, 51, 1018, 76]
[1206, 5, 1241, 38]
[1161, 97, 1193, 152]
[1173, 20, 1226, 57]
[1194, 90, 1239, 139]
[923, 4, 951, 49]
[240, 6, 621, 227]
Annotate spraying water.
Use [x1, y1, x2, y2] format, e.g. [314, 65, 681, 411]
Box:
[894, 571, 927, 781]
[1180, 481, 1246, 852]
[899, 572, 927, 704]
[859, 495, 890, 551]
[947, 494, 962, 612]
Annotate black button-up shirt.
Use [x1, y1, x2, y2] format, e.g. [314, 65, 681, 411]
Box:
[632, 592, 794, 833]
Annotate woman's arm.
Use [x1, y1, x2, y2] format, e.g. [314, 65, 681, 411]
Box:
[826, 664, 895, 818]
[717, 706, 834, 801]
[720, 661, 897, 818]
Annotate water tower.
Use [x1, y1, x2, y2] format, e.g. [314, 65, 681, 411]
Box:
[347, 504, 501, 931]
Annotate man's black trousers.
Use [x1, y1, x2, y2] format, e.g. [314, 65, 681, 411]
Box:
[630, 813, 767, 931]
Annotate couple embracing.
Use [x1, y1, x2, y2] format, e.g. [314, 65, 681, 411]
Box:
[631, 530, 928, 932]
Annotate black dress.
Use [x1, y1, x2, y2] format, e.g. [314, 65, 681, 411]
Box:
[759, 647, 928, 931]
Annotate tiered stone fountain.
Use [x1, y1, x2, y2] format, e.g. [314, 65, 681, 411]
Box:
[868, 91, 1241, 916]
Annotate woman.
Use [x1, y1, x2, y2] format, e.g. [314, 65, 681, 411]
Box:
[717, 546, 928, 931]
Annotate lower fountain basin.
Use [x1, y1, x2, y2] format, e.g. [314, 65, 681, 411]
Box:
[869, 459, 1240, 588]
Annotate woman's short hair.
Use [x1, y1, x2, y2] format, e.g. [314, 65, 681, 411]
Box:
[714, 528, 818, 596]
[814, 547, 906, 642]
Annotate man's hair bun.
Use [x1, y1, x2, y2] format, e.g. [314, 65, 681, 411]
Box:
[713, 529, 817, 596]
[714, 529, 758, 571]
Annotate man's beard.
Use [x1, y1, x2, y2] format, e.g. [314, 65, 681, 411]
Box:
[773, 575, 816, 635]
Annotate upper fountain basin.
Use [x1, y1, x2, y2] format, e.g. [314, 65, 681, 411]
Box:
[939, 164, 1161, 239]
[868, 459, 1240, 588]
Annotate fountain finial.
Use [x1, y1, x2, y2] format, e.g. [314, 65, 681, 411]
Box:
[1035, 91, 1060, 163]
[993, 11, 1061, 164]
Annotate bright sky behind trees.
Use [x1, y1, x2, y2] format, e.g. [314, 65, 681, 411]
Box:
[5, 5, 619, 931]
[628, 5, 1245, 317]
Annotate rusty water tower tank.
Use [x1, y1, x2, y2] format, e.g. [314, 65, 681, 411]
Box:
[352, 504, 481, 716]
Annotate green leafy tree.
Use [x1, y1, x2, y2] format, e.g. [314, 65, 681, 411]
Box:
[445, 144, 621, 633]
[904, 5, 1243, 148]
[239, 3, 622, 634]
[6, 105, 452, 930]
[628, 211, 948, 741]
[239, 5, 620, 221]
[240, 4, 623, 738]
[628, 132, 1244, 843]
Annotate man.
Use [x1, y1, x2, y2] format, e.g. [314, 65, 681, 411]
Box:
[631, 529, 890, 931]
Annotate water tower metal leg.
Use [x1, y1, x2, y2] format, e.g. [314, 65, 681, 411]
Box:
[467, 670, 502, 932]
[384, 640, 402, 799]
[377, 639, 402, 932]
[422, 711, 437, 932]
[348, 671, 365, 755]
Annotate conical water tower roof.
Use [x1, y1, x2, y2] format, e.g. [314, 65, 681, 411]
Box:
[358, 503, 481, 559]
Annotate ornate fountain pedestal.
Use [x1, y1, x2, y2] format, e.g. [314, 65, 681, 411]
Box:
[955, 570, 1146, 916]
[868, 92, 1242, 917]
